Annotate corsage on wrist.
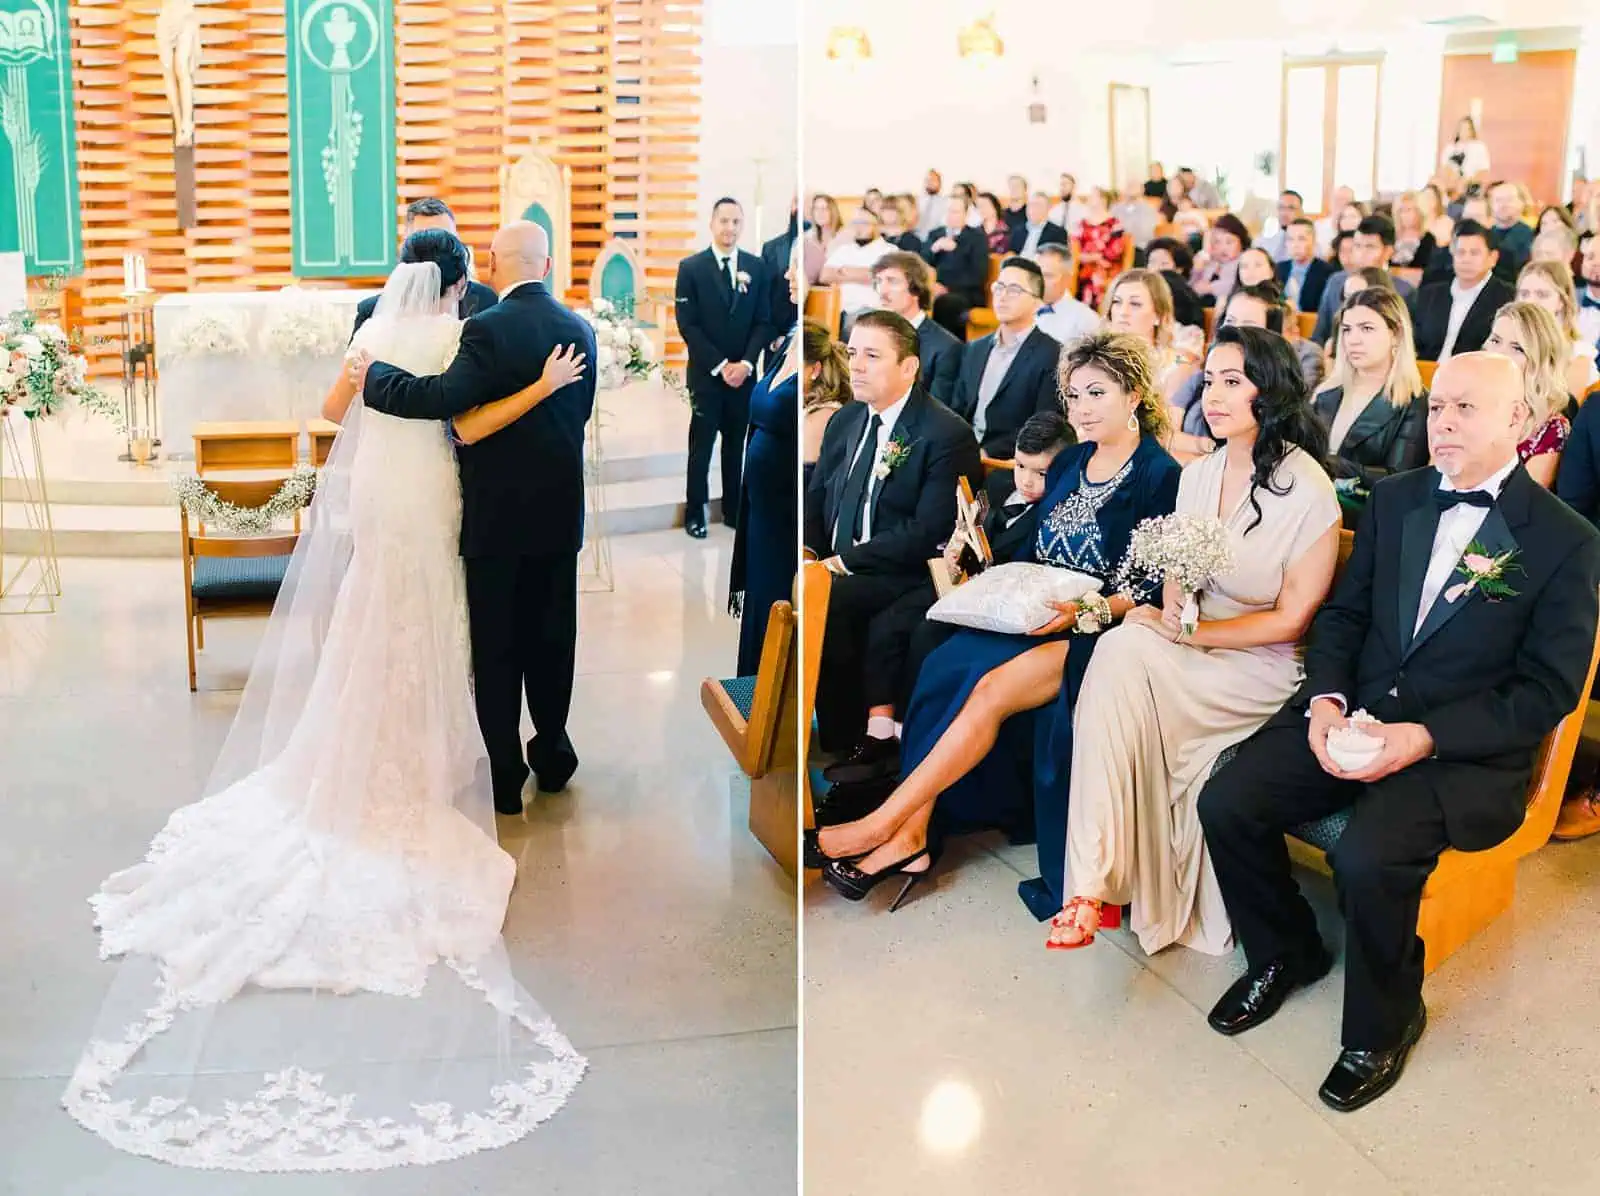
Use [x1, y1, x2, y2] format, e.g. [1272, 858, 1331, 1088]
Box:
[1073, 591, 1113, 635]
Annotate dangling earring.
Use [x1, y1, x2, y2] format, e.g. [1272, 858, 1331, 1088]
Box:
[1126, 409, 1140, 433]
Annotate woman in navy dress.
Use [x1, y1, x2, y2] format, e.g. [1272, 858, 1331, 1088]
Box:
[815, 332, 1181, 914]
[729, 256, 801, 675]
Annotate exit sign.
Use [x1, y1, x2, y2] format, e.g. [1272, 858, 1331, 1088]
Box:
[1492, 36, 1519, 64]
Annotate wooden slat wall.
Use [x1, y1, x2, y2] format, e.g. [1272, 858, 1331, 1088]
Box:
[59, 0, 701, 377]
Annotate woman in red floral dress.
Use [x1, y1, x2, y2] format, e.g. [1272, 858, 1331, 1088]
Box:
[1072, 187, 1127, 310]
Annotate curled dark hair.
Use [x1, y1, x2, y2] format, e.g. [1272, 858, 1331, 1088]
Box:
[1224, 281, 1287, 334]
[400, 228, 470, 295]
[1206, 325, 1327, 534]
[1145, 236, 1194, 275]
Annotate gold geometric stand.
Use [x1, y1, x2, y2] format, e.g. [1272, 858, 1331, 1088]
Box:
[0, 412, 62, 615]
[579, 399, 614, 595]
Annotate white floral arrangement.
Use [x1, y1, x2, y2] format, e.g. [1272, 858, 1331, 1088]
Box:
[576, 296, 659, 390]
[260, 290, 347, 358]
[172, 465, 318, 535]
[1, 308, 119, 425]
[165, 309, 251, 360]
[1118, 513, 1235, 636]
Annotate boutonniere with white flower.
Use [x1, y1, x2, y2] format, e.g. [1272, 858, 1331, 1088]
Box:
[873, 433, 913, 481]
[735, 270, 751, 295]
[1443, 542, 1521, 604]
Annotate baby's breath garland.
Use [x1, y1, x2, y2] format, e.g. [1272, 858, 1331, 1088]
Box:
[172, 466, 318, 534]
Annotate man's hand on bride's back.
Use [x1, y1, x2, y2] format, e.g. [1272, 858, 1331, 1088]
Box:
[545, 344, 587, 390]
[346, 350, 374, 391]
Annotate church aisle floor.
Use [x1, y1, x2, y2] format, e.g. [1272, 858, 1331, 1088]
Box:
[0, 528, 795, 1194]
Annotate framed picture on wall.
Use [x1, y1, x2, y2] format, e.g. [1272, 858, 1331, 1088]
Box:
[1108, 84, 1152, 199]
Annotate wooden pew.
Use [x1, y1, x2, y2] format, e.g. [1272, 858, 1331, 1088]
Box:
[192, 421, 299, 476]
[1418, 360, 1437, 389]
[800, 561, 833, 840]
[964, 255, 1006, 341]
[1297, 311, 1317, 340]
[804, 285, 843, 337]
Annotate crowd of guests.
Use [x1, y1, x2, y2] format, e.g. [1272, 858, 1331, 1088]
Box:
[796, 152, 1600, 1113]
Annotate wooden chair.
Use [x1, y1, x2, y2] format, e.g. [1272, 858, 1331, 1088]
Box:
[804, 285, 843, 337]
[306, 418, 340, 467]
[800, 561, 833, 839]
[1120, 235, 1137, 273]
[1153, 221, 1182, 241]
[1418, 360, 1438, 389]
[701, 601, 799, 875]
[1203, 308, 1217, 343]
[1297, 311, 1317, 340]
[192, 421, 299, 476]
[964, 255, 1008, 341]
[180, 478, 299, 691]
[980, 454, 1015, 476]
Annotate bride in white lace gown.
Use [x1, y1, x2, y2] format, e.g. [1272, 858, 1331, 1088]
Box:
[63, 234, 591, 1171]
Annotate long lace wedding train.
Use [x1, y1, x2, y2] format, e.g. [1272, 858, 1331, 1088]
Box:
[62, 279, 586, 1171]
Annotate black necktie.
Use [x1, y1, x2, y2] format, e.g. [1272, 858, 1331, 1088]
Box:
[834, 414, 882, 554]
[1434, 488, 1495, 511]
[722, 256, 736, 297]
[1581, 293, 1600, 310]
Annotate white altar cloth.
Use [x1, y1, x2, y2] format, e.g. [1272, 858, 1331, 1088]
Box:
[155, 289, 377, 458]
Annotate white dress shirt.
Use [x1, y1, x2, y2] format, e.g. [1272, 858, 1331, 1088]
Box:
[835, 389, 912, 548]
[1439, 275, 1489, 362]
[973, 324, 1035, 441]
[823, 236, 894, 314]
[1415, 458, 1518, 634]
[908, 311, 926, 330]
[1036, 295, 1102, 346]
[1577, 288, 1600, 347]
[917, 194, 948, 239]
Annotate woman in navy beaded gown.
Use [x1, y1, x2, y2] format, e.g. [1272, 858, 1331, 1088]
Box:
[816, 333, 1180, 915]
[729, 257, 801, 675]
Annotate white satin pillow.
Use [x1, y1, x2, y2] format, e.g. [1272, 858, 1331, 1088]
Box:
[926, 562, 1103, 635]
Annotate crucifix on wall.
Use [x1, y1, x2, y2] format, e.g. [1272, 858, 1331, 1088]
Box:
[156, 0, 201, 229]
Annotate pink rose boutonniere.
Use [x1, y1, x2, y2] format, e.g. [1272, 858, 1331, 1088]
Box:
[1443, 542, 1521, 604]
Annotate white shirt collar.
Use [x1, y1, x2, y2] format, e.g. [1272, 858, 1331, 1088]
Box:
[997, 321, 1036, 348]
[1439, 455, 1518, 497]
[1450, 274, 1490, 303]
[869, 389, 914, 438]
[908, 311, 926, 329]
[497, 278, 542, 300]
[712, 245, 738, 266]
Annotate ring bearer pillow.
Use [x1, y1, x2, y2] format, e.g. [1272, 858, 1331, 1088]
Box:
[927, 562, 1103, 635]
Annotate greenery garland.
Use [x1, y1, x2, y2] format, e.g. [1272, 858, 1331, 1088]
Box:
[172, 466, 318, 534]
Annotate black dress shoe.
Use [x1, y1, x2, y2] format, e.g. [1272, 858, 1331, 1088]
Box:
[684, 506, 708, 539]
[813, 775, 897, 827]
[821, 736, 901, 786]
[1207, 948, 1333, 1036]
[1318, 1004, 1427, 1113]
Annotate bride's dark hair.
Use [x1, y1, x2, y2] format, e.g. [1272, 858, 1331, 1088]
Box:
[399, 228, 471, 295]
[1208, 324, 1327, 534]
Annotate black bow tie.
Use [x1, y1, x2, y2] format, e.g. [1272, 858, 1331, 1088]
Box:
[1581, 293, 1600, 310]
[1434, 488, 1495, 511]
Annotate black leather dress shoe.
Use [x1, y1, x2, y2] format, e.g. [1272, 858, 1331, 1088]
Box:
[1207, 948, 1334, 1036]
[813, 775, 897, 828]
[821, 736, 901, 786]
[684, 505, 708, 539]
[1318, 1004, 1427, 1112]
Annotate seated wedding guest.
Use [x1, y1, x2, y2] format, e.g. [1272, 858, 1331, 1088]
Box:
[1311, 215, 1408, 344]
[821, 206, 894, 328]
[801, 319, 851, 484]
[1105, 268, 1200, 403]
[1034, 243, 1102, 345]
[1072, 188, 1128, 309]
[1390, 191, 1437, 270]
[1418, 184, 1457, 250]
[873, 251, 962, 404]
[1048, 326, 1339, 952]
[1315, 185, 1358, 252]
[1485, 301, 1572, 488]
[730, 263, 802, 675]
[917, 169, 948, 240]
[1343, 266, 1396, 303]
[977, 191, 1012, 254]
[951, 258, 1064, 458]
[1578, 236, 1600, 347]
[1144, 162, 1170, 199]
[813, 333, 1180, 910]
[1489, 181, 1535, 278]
[1010, 192, 1070, 258]
[1199, 351, 1600, 1111]
[880, 195, 924, 258]
[1312, 288, 1428, 504]
[805, 311, 982, 760]
[1191, 214, 1251, 307]
[1532, 227, 1578, 268]
[1113, 190, 1160, 253]
[1517, 259, 1598, 395]
[1178, 167, 1221, 209]
[1144, 238, 1207, 330]
[924, 193, 990, 337]
[1003, 175, 1030, 231]
[1237, 247, 1277, 290]
[809, 193, 844, 256]
[1167, 283, 1289, 459]
[1256, 190, 1305, 262]
[1539, 203, 1577, 241]
[1167, 183, 1210, 247]
[952, 182, 984, 227]
[1412, 221, 1514, 361]
[1276, 218, 1333, 313]
[1050, 172, 1088, 236]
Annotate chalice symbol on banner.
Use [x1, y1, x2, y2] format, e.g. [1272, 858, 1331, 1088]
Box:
[299, 0, 378, 267]
[0, 0, 54, 263]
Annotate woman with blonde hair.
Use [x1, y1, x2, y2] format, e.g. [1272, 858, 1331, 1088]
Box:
[1517, 258, 1598, 394]
[1102, 268, 1199, 405]
[1311, 288, 1427, 505]
[806, 193, 845, 284]
[811, 332, 1180, 917]
[1390, 191, 1437, 270]
[801, 318, 850, 475]
[1418, 183, 1456, 248]
[1485, 300, 1573, 488]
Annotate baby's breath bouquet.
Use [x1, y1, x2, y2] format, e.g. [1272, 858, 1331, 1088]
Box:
[1117, 513, 1234, 636]
[1, 308, 116, 424]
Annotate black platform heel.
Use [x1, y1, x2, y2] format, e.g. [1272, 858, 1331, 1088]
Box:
[821, 847, 933, 911]
[803, 828, 869, 871]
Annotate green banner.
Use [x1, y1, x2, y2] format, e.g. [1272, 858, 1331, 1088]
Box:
[286, 0, 396, 277]
[0, 0, 83, 274]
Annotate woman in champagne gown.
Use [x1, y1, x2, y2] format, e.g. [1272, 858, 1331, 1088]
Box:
[1049, 326, 1340, 955]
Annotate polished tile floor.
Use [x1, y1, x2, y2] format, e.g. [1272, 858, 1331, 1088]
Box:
[0, 529, 796, 1194]
[805, 827, 1600, 1196]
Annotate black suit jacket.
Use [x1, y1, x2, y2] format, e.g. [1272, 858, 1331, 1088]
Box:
[674, 247, 774, 404]
[1007, 222, 1070, 255]
[1313, 386, 1428, 488]
[803, 388, 982, 576]
[760, 230, 797, 342]
[923, 226, 989, 297]
[981, 468, 1042, 562]
[1411, 277, 1515, 361]
[916, 317, 962, 403]
[350, 279, 498, 339]
[1557, 392, 1600, 528]
[1298, 465, 1600, 849]
[360, 282, 597, 559]
[1276, 258, 1333, 315]
[950, 326, 1064, 458]
[887, 231, 924, 258]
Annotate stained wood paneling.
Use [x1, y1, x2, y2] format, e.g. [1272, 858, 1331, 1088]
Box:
[1439, 50, 1575, 205]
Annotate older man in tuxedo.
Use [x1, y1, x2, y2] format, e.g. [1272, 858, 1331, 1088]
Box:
[805, 310, 981, 765]
[351, 198, 498, 337]
[1198, 353, 1600, 1112]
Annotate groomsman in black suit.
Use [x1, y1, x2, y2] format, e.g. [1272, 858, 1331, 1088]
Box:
[950, 258, 1063, 459]
[870, 251, 961, 404]
[351, 198, 498, 336]
[923, 193, 990, 338]
[355, 222, 598, 813]
[761, 198, 799, 339]
[1411, 222, 1515, 362]
[674, 198, 773, 539]
[1007, 193, 1070, 258]
[805, 311, 982, 761]
[1199, 353, 1600, 1112]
